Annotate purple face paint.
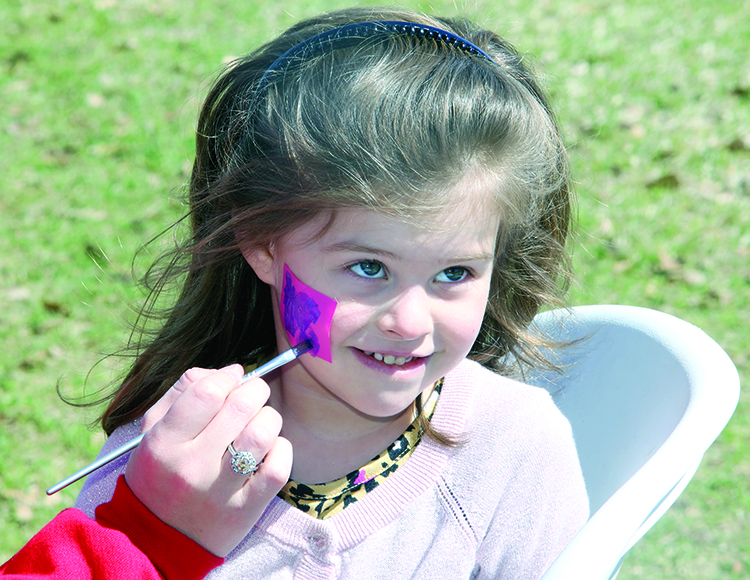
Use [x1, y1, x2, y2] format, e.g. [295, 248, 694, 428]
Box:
[279, 264, 337, 363]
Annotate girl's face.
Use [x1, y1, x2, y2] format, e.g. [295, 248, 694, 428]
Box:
[243, 194, 500, 422]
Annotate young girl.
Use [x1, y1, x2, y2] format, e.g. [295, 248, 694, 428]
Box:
[2, 7, 588, 579]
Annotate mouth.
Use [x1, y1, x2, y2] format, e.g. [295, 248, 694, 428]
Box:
[362, 351, 414, 366]
[354, 348, 430, 371]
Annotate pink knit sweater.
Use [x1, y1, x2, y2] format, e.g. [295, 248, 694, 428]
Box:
[76, 359, 589, 579]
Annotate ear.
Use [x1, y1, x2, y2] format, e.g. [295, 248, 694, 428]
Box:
[240, 244, 278, 286]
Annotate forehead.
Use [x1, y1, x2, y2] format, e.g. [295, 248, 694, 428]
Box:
[275, 166, 509, 257]
[284, 187, 501, 258]
[333, 206, 499, 252]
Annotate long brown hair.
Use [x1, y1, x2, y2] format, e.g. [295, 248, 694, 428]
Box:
[101, 7, 573, 436]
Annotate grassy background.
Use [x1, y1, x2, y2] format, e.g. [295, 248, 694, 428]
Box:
[1, 0, 748, 575]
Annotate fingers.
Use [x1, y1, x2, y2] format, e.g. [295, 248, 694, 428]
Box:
[222, 431, 293, 520]
[198, 377, 272, 456]
[124, 364, 293, 558]
[221, 405, 282, 476]
[140, 363, 286, 488]
[141, 367, 220, 431]
[153, 364, 245, 442]
[242, 435, 293, 497]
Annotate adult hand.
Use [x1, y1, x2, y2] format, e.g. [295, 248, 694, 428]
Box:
[124, 365, 292, 557]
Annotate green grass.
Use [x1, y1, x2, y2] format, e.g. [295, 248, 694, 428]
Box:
[1, 0, 748, 575]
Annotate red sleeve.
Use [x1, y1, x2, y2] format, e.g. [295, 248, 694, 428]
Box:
[0, 476, 223, 580]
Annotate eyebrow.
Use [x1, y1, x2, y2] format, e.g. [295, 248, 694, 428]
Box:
[323, 241, 495, 263]
[323, 241, 400, 260]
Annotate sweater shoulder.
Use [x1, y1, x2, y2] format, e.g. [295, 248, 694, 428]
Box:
[439, 359, 589, 573]
[440, 358, 584, 503]
[445, 358, 569, 440]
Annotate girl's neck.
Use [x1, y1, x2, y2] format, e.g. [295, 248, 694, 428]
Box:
[266, 371, 415, 484]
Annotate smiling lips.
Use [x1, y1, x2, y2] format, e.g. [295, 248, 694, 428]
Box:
[362, 351, 418, 366]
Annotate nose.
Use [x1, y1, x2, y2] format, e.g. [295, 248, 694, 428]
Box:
[375, 286, 433, 341]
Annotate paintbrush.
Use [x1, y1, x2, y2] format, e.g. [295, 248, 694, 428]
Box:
[46, 340, 313, 495]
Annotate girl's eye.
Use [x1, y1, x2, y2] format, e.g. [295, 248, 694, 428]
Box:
[435, 267, 469, 283]
[349, 261, 386, 279]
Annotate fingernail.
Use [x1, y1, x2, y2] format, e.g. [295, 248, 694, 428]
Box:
[223, 364, 244, 381]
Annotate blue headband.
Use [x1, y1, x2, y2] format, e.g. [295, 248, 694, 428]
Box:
[258, 20, 494, 90]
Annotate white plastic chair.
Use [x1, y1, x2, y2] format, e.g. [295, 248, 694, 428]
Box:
[526, 305, 740, 580]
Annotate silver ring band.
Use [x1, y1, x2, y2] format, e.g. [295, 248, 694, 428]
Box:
[227, 442, 259, 475]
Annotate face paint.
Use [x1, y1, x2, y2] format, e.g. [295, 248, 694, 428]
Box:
[279, 264, 337, 363]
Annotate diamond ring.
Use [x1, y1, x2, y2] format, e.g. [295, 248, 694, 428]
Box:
[227, 442, 259, 475]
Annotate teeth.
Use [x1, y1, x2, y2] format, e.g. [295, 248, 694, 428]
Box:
[363, 351, 414, 366]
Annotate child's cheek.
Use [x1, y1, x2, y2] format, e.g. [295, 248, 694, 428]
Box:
[279, 264, 338, 363]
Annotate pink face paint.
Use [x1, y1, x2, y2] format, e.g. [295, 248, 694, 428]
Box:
[279, 264, 337, 363]
[353, 469, 369, 486]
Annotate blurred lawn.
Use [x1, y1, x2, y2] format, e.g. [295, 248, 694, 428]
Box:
[1, 0, 748, 576]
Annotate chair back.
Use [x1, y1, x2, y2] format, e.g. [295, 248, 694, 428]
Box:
[530, 305, 740, 580]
